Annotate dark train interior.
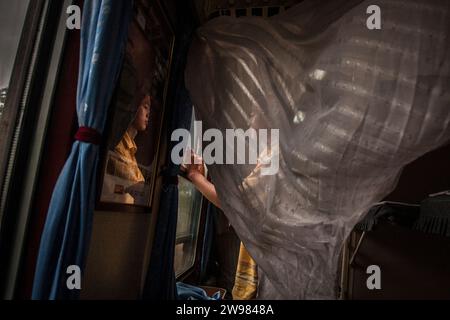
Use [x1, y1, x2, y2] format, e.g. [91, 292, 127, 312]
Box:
[0, 0, 449, 302]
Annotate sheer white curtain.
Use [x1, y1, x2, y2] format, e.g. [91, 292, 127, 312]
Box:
[186, 0, 450, 299]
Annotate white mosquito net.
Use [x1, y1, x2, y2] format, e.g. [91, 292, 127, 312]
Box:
[185, 0, 450, 299]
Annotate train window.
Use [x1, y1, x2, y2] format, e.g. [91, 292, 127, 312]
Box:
[175, 176, 204, 277]
[0, 1, 30, 118]
[174, 112, 204, 277]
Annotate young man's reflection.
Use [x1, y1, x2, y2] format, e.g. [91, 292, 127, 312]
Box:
[108, 93, 151, 197]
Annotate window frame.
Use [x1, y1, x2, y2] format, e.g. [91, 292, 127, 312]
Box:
[0, 0, 45, 208]
[0, 0, 73, 299]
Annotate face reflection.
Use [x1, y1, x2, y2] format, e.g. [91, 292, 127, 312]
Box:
[133, 95, 151, 131]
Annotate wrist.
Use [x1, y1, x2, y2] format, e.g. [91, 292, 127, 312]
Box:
[187, 171, 204, 181]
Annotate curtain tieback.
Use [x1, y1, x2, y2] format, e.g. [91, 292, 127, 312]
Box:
[75, 127, 102, 145]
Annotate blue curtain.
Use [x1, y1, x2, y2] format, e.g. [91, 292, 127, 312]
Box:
[200, 203, 216, 282]
[142, 181, 180, 300]
[32, 0, 132, 300]
[142, 5, 196, 299]
[141, 79, 193, 301]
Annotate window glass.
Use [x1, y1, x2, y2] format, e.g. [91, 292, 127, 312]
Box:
[174, 111, 204, 277]
[174, 176, 203, 276]
[0, 1, 30, 118]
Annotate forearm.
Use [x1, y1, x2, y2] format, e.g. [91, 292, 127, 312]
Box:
[188, 172, 221, 209]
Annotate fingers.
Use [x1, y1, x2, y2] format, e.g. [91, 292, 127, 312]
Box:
[193, 154, 204, 165]
[186, 147, 203, 165]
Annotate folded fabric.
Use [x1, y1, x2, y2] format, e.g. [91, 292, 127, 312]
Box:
[176, 282, 222, 300]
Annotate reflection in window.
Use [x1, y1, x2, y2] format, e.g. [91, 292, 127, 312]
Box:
[0, 1, 30, 118]
[101, 88, 155, 206]
[99, 4, 174, 208]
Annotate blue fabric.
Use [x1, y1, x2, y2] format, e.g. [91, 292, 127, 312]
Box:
[176, 283, 221, 301]
[142, 182, 180, 300]
[141, 64, 193, 301]
[32, 0, 132, 300]
[142, 1, 196, 301]
[200, 203, 216, 282]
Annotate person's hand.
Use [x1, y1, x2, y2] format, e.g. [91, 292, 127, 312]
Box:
[181, 150, 205, 181]
[181, 150, 221, 209]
